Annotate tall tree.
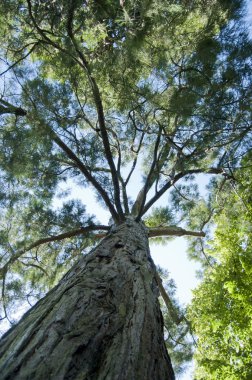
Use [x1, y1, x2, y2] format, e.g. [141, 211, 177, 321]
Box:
[0, 0, 251, 378]
[188, 153, 252, 380]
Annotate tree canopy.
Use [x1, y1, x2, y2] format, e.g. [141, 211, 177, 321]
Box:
[0, 0, 251, 376]
[189, 152, 252, 379]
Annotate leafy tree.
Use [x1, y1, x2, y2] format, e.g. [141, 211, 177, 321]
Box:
[0, 0, 251, 378]
[189, 153, 252, 379]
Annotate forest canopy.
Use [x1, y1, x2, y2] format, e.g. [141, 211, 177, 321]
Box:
[0, 0, 251, 378]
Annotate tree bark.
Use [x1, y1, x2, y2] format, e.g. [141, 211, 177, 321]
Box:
[0, 218, 175, 380]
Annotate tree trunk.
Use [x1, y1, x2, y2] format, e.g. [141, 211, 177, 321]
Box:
[0, 218, 175, 380]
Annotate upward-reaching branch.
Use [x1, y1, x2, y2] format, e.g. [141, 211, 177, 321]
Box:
[49, 127, 120, 223]
[131, 126, 163, 219]
[26, 0, 124, 220]
[125, 115, 145, 186]
[142, 167, 228, 217]
[66, 3, 124, 219]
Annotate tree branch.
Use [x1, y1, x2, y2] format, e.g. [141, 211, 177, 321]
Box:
[125, 127, 145, 186]
[0, 272, 14, 325]
[119, 175, 130, 214]
[149, 226, 205, 238]
[131, 116, 179, 219]
[132, 126, 162, 219]
[0, 99, 27, 116]
[66, 3, 124, 219]
[27, 0, 124, 218]
[154, 271, 182, 325]
[20, 261, 49, 276]
[50, 128, 120, 222]
[142, 167, 228, 217]
[0, 225, 110, 278]
[0, 42, 39, 77]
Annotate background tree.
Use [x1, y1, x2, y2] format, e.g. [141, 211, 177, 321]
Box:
[188, 153, 252, 380]
[0, 0, 251, 378]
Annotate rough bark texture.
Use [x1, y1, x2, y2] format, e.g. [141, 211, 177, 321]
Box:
[0, 219, 175, 380]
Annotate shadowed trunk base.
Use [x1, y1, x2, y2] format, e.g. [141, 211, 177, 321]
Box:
[0, 219, 175, 380]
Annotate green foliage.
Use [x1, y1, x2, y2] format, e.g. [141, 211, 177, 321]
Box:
[0, 4, 251, 374]
[188, 155, 252, 379]
[144, 206, 175, 227]
[144, 207, 176, 245]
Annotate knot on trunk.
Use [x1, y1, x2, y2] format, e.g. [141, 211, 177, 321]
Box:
[114, 240, 124, 248]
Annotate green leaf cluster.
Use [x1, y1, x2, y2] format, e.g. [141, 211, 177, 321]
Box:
[188, 155, 252, 379]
